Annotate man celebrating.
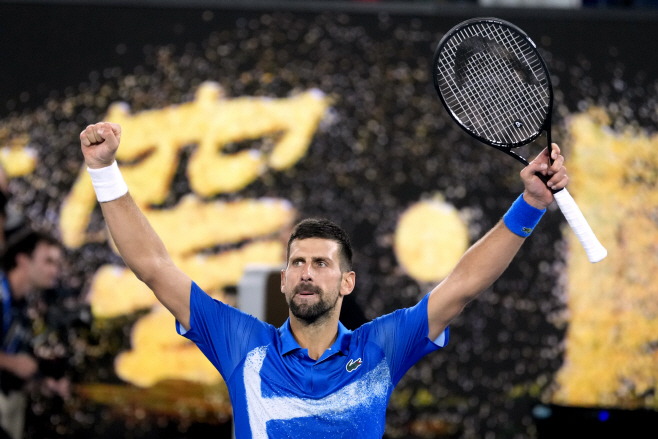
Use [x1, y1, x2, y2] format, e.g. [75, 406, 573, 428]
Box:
[80, 122, 567, 437]
[0, 231, 62, 439]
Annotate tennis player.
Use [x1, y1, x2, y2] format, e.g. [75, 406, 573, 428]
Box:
[80, 122, 568, 437]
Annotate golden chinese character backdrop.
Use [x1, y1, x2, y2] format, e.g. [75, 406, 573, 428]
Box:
[1, 4, 657, 438]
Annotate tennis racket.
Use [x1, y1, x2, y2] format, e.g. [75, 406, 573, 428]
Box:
[432, 17, 607, 263]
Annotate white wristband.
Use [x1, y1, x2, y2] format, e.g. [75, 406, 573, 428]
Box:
[87, 161, 128, 202]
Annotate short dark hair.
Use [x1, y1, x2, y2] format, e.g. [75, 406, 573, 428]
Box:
[286, 218, 353, 272]
[1, 230, 61, 273]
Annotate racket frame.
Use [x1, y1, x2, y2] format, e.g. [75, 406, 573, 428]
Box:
[432, 17, 555, 167]
[432, 17, 607, 263]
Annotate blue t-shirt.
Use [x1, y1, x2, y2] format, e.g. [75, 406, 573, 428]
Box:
[177, 282, 448, 439]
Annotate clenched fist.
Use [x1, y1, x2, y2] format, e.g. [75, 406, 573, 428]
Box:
[80, 122, 122, 169]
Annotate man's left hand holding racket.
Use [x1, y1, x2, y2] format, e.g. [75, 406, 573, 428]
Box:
[426, 142, 568, 339]
[521, 143, 568, 210]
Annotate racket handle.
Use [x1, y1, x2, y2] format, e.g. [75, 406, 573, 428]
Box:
[553, 189, 607, 263]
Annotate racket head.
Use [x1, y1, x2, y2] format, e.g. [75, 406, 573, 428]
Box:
[433, 17, 553, 151]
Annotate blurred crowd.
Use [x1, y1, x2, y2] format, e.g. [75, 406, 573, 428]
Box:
[0, 3, 656, 436]
[302, 0, 658, 8]
[0, 164, 91, 439]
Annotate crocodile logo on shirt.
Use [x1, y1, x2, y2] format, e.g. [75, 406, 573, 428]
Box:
[346, 358, 363, 372]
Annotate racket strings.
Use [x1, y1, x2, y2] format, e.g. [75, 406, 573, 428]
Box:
[438, 29, 545, 145]
[439, 35, 523, 143]
[489, 26, 550, 127]
[469, 38, 545, 139]
[461, 48, 531, 139]
[436, 22, 551, 145]
[442, 37, 523, 143]
[454, 25, 546, 122]
[498, 27, 548, 88]
[439, 45, 504, 142]
[438, 34, 504, 141]
[461, 28, 531, 128]
[471, 30, 542, 140]
[458, 27, 544, 141]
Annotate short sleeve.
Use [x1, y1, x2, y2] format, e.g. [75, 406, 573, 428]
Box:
[176, 282, 274, 380]
[359, 293, 449, 386]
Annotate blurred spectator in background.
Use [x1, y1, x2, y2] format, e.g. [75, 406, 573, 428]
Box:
[0, 164, 9, 252]
[0, 230, 65, 439]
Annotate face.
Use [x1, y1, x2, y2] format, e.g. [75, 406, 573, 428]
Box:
[281, 238, 355, 324]
[24, 242, 62, 291]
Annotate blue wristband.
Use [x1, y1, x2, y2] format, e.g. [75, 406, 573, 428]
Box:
[503, 194, 546, 238]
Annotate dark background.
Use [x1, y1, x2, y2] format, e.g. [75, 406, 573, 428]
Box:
[1, 1, 657, 438]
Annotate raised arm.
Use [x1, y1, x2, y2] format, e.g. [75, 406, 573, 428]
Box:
[80, 122, 192, 329]
[427, 145, 568, 340]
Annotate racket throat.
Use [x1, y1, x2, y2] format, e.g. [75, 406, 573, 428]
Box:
[500, 146, 559, 194]
[545, 114, 554, 167]
[501, 148, 529, 166]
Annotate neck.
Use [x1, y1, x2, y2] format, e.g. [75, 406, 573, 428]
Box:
[289, 307, 341, 361]
[7, 269, 30, 301]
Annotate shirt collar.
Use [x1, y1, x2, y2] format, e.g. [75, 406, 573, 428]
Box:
[279, 319, 352, 358]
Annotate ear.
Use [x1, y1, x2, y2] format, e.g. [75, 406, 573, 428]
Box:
[340, 271, 356, 296]
[280, 269, 286, 294]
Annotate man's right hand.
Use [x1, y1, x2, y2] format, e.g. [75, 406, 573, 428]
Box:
[8, 353, 38, 380]
[80, 122, 122, 169]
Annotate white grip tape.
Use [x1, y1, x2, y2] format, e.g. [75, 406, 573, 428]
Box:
[87, 161, 128, 202]
[554, 188, 607, 263]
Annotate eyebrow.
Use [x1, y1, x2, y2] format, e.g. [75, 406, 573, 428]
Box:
[291, 256, 331, 263]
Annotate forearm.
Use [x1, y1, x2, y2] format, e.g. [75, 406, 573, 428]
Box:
[450, 191, 548, 299]
[81, 124, 167, 283]
[428, 195, 545, 339]
[428, 147, 567, 339]
[0, 352, 14, 372]
[100, 192, 171, 285]
[82, 123, 192, 325]
[427, 220, 525, 339]
[446, 220, 525, 301]
[0, 352, 37, 379]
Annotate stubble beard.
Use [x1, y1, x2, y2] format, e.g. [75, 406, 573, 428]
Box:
[288, 282, 341, 325]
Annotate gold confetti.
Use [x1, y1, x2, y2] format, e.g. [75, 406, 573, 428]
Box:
[394, 197, 469, 282]
[59, 83, 327, 387]
[0, 133, 36, 177]
[552, 111, 658, 409]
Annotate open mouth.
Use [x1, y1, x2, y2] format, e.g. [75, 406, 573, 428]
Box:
[294, 284, 321, 297]
[297, 291, 316, 297]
